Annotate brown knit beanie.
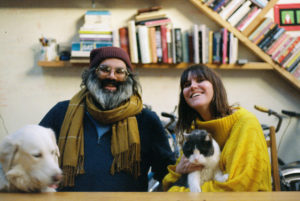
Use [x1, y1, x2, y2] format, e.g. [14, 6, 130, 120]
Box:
[89, 47, 133, 71]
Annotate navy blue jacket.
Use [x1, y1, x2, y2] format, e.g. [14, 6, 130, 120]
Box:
[40, 101, 175, 192]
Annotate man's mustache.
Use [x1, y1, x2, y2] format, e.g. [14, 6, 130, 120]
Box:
[100, 79, 125, 89]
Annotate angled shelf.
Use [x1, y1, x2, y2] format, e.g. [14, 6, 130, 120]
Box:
[189, 0, 300, 91]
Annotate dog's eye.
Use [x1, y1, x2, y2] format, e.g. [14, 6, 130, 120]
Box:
[32, 153, 42, 158]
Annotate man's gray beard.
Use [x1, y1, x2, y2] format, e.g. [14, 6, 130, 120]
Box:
[86, 74, 134, 110]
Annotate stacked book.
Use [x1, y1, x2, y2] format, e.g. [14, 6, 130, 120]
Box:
[248, 17, 300, 79]
[71, 10, 113, 61]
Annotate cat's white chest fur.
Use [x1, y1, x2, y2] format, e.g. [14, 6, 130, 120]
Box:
[187, 139, 228, 192]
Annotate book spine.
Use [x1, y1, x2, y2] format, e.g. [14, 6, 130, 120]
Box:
[254, 23, 276, 45]
[213, 31, 222, 64]
[175, 28, 183, 63]
[277, 37, 300, 64]
[148, 27, 158, 63]
[261, 27, 285, 52]
[118, 27, 130, 57]
[272, 37, 295, 61]
[160, 25, 169, 63]
[166, 26, 173, 63]
[208, 30, 214, 64]
[266, 33, 288, 55]
[155, 26, 163, 63]
[137, 26, 151, 64]
[193, 24, 200, 64]
[222, 29, 228, 64]
[248, 17, 271, 41]
[227, 1, 251, 27]
[144, 18, 171, 27]
[127, 20, 139, 63]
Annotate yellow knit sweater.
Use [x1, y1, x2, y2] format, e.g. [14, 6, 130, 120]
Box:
[162, 107, 272, 192]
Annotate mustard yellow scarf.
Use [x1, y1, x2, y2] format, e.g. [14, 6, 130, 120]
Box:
[58, 88, 143, 187]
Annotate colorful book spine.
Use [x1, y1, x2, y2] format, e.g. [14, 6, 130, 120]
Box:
[260, 27, 285, 52]
[266, 33, 288, 55]
[253, 22, 276, 45]
[160, 25, 169, 63]
[222, 28, 228, 64]
[272, 37, 295, 61]
[213, 31, 222, 64]
[277, 37, 300, 64]
[248, 17, 272, 41]
[237, 7, 261, 31]
[155, 26, 163, 63]
[118, 27, 130, 57]
[174, 28, 183, 63]
[148, 27, 158, 63]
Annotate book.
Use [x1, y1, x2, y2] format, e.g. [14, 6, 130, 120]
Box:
[160, 25, 169, 63]
[284, 48, 300, 69]
[236, 6, 261, 31]
[229, 32, 238, 64]
[182, 30, 190, 63]
[138, 18, 171, 27]
[227, 0, 252, 27]
[71, 41, 112, 57]
[135, 11, 167, 22]
[127, 20, 139, 63]
[277, 37, 300, 64]
[137, 26, 151, 64]
[266, 33, 288, 56]
[254, 22, 276, 45]
[219, 0, 245, 20]
[291, 63, 300, 79]
[213, 31, 222, 64]
[192, 24, 200, 64]
[166, 26, 173, 63]
[248, 17, 272, 41]
[221, 28, 228, 64]
[250, 0, 268, 8]
[112, 29, 120, 48]
[272, 37, 295, 61]
[260, 27, 285, 52]
[155, 26, 163, 63]
[280, 41, 300, 66]
[174, 28, 183, 63]
[208, 30, 214, 64]
[118, 27, 130, 57]
[148, 27, 158, 63]
[199, 24, 209, 64]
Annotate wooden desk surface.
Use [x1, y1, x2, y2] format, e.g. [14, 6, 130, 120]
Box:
[0, 192, 300, 201]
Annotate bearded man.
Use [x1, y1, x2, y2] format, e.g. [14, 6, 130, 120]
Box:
[40, 47, 175, 192]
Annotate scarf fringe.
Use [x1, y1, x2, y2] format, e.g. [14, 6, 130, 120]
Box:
[110, 144, 141, 178]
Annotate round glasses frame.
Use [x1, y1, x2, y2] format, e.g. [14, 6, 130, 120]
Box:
[95, 64, 129, 80]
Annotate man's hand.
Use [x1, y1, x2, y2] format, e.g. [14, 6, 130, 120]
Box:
[175, 155, 203, 174]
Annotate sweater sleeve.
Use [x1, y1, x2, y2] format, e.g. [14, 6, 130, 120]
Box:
[201, 116, 272, 192]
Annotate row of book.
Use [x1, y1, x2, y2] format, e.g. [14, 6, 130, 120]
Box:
[248, 17, 300, 79]
[116, 8, 238, 65]
[202, 0, 266, 31]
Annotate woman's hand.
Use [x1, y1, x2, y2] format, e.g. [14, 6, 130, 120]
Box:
[175, 155, 204, 174]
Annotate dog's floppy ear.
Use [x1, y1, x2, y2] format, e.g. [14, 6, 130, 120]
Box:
[0, 135, 19, 172]
[46, 128, 60, 158]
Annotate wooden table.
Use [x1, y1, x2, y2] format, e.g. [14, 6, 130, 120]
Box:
[1, 192, 300, 201]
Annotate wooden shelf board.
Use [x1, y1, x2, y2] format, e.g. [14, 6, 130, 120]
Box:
[38, 60, 272, 70]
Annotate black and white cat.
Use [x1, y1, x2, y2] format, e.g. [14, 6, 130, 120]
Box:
[182, 129, 228, 192]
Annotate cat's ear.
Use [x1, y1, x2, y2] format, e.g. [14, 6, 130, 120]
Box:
[205, 132, 212, 141]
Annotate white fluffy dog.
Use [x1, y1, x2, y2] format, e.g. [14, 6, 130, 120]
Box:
[0, 124, 62, 192]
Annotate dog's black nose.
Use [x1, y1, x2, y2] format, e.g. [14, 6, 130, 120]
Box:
[52, 173, 63, 182]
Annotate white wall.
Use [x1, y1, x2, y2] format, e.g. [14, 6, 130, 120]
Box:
[0, 0, 299, 163]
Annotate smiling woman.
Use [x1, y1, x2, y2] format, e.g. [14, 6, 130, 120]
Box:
[162, 64, 272, 192]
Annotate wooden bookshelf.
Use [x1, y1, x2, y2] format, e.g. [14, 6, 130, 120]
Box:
[37, 60, 273, 70]
[190, 0, 300, 91]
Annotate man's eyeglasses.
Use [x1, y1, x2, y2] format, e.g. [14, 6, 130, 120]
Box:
[95, 65, 129, 80]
